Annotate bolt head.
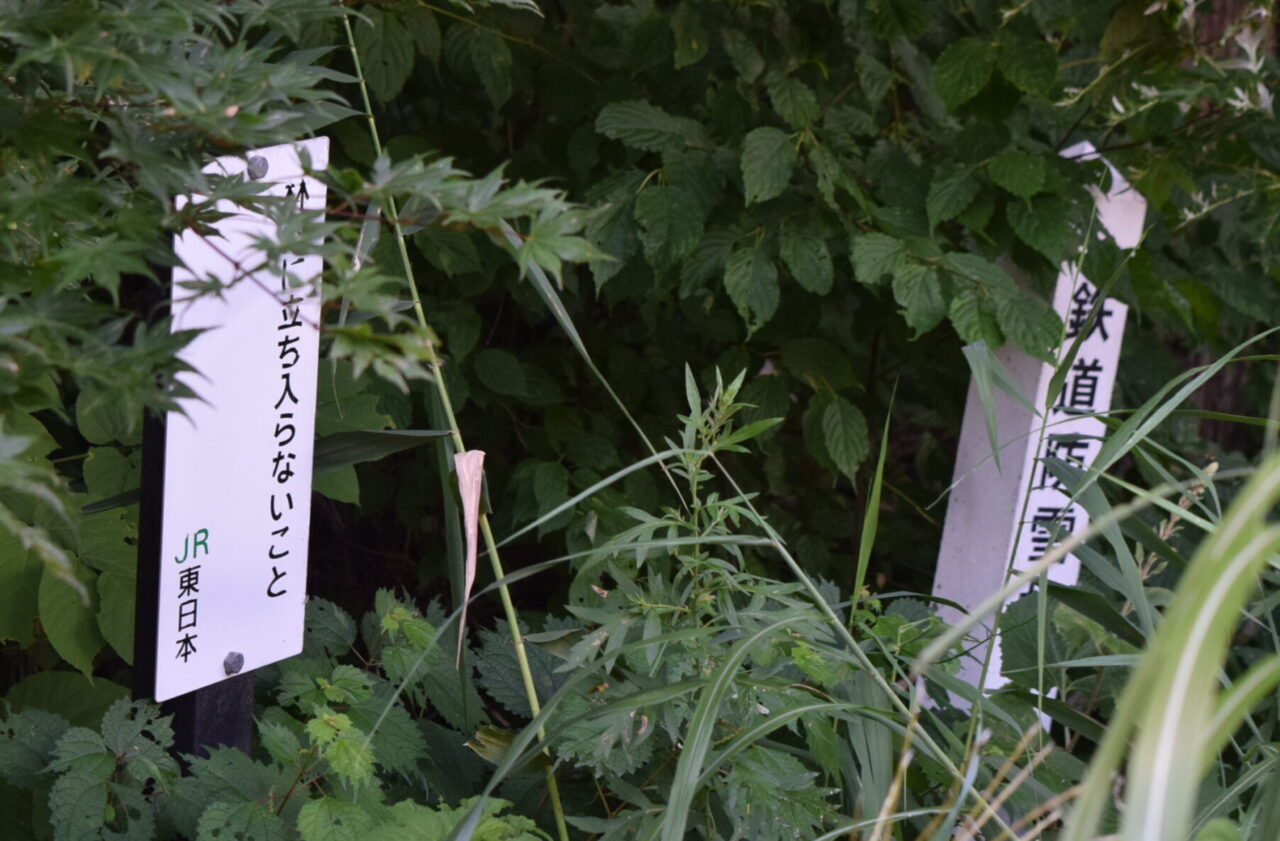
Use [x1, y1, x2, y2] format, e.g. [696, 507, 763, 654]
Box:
[223, 651, 244, 676]
[246, 156, 269, 180]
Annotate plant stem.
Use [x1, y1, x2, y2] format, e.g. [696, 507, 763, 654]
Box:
[342, 15, 569, 841]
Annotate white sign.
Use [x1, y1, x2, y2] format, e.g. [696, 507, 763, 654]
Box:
[933, 143, 1141, 692]
[153, 139, 328, 702]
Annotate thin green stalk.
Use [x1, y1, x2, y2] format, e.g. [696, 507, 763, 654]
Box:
[342, 15, 569, 841]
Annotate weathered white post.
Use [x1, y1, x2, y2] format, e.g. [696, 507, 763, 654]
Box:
[933, 143, 1141, 691]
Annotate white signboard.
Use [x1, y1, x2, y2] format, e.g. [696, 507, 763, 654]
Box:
[153, 139, 328, 702]
[934, 142, 1140, 692]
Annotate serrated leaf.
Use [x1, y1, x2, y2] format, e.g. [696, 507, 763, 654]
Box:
[932, 37, 995, 110]
[779, 227, 833, 295]
[444, 26, 512, 109]
[941, 252, 1018, 293]
[474, 349, 527, 398]
[765, 70, 819, 129]
[596, 100, 707, 152]
[1008, 194, 1073, 263]
[349, 697, 425, 776]
[0, 709, 70, 788]
[354, 8, 414, 103]
[741, 127, 795, 204]
[297, 797, 375, 841]
[857, 53, 892, 107]
[949, 290, 1003, 346]
[996, 293, 1062, 362]
[49, 771, 109, 841]
[414, 227, 481, 278]
[723, 246, 780, 334]
[403, 6, 441, 67]
[671, 2, 709, 68]
[893, 263, 948, 336]
[38, 563, 103, 677]
[722, 29, 763, 82]
[988, 150, 1046, 199]
[822, 395, 869, 482]
[196, 800, 287, 841]
[256, 716, 302, 768]
[680, 228, 739, 297]
[634, 186, 704, 274]
[724, 746, 834, 841]
[998, 34, 1058, 97]
[850, 233, 905, 286]
[926, 168, 980, 230]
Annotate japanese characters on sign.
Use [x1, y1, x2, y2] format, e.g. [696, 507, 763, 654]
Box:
[152, 139, 328, 702]
[932, 141, 1140, 695]
[1008, 270, 1128, 596]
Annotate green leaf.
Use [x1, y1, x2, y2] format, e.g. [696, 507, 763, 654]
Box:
[596, 100, 708, 153]
[996, 293, 1062, 362]
[4, 673, 129, 729]
[474, 348, 527, 398]
[926, 168, 980, 230]
[988, 150, 1046, 199]
[857, 53, 893, 107]
[444, 26, 512, 109]
[781, 338, 857, 390]
[326, 730, 376, 788]
[95, 569, 134, 665]
[723, 246, 780, 334]
[850, 233, 905, 286]
[941, 252, 1018, 293]
[1008, 194, 1073, 263]
[680, 228, 739, 297]
[933, 37, 996, 110]
[315, 429, 450, 474]
[196, 800, 287, 841]
[722, 29, 763, 82]
[82, 447, 138, 502]
[779, 227, 834, 295]
[314, 466, 359, 505]
[741, 127, 796, 204]
[297, 797, 375, 841]
[403, 6, 441, 68]
[892, 263, 948, 336]
[354, 7, 415, 103]
[822, 395, 869, 482]
[316, 362, 391, 437]
[38, 563, 102, 677]
[765, 70, 819, 129]
[634, 185, 704, 274]
[949, 291, 1003, 346]
[671, 2, 709, 68]
[48, 772, 109, 841]
[414, 227, 481, 278]
[75, 384, 140, 446]
[256, 715, 302, 768]
[0, 528, 40, 645]
[998, 34, 1058, 98]
[0, 708, 70, 788]
[304, 598, 358, 659]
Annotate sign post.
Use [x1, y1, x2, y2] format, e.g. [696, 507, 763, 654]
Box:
[134, 139, 328, 755]
[933, 143, 1142, 692]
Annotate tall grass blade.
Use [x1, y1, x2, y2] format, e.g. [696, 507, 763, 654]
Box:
[1061, 452, 1280, 841]
[852, 391, 894, 613]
